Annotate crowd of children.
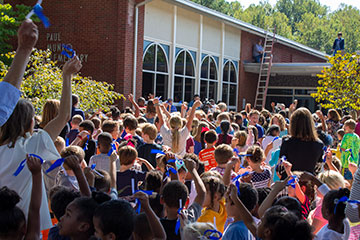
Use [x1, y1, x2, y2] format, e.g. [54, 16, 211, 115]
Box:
[1, 19, 360, 240]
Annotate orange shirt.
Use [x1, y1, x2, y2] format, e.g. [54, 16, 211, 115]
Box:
[199, 147, 216, 171]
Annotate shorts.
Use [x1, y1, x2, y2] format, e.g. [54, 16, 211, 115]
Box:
[342, 168, 353, 180]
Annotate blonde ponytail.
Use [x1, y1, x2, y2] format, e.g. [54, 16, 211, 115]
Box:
[169, 116, 182, 153]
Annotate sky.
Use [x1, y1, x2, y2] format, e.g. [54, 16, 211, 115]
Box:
[231, 0, 360, 12]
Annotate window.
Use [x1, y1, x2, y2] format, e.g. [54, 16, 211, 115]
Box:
[222, 61, 238, 108]
[142, 44, 169, 98]
[174, 50, 195, 102]
[200, 56, 218, 101]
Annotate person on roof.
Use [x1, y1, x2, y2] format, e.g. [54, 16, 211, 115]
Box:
[332, 32, 345, 56]
[253, 39, 265, 63]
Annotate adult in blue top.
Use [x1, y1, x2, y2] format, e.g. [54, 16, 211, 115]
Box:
[248, 110, 265, 140]
[188, 94, 200, 108]
[332, 32, 345, 56]
[253, 39, 265, 63]
[71, 94, 85, 120]
[165, 98, 177, 113]
[0, 20, 38, 127]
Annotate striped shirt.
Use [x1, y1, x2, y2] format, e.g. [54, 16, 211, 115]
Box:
[251, 168, 271, 189]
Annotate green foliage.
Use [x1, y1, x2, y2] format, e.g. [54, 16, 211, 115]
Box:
[191, 0, 360, 54]
[0, 49, 125, 114]
[0, 4, 33, 54]
[311, 53, 360, 110]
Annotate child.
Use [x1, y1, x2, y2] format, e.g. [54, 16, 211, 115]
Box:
[66, 114, 83, 144]
[93, 199, 136, 240]
[223, 183, 258, 239]
[340, 119, 360, 180]
[197, 176, 227, 233]
[199, 130, 218, 171]
[55, 146, 86, 191]
[91, 117, 102, 140]
[160, 159, 206, 240]
[332, 129, 345, 160]
[89, 132, 120, 172]
[121, 116, 144, 148]
[58, 192, 111, 239]
[210, 144, 236, 179]
[215, 113, 231, 134]
[193, 122, 210, 155]
[216, 120, 233, 146]
[244, 146, 271, 189]
[116, 146, 152, 197]
[316, 189, 351, 240]
[0, 155, 42, 240]
[137, 123, 163, 170]
[154, 98, 201, 157]
[262, 125, 281, 164]
[102, 120, 120, 141]
[231, 130, 249, 152]
[72, 120, 96, 164]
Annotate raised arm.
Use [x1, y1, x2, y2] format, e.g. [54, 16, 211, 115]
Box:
[44, 57, 82, 141]
[153, 98, 164, 126]
[133, 191, 166, 240]
[160, 104, 171, 119]
[223, 157, 239, 186]
[3, 20, 38, 89]
[109, 151, 118, 189]
[128, 94, 141, 117]
[25, 155, 42, 240]
[65, 155, 91, 197]
[186, 100, 202, 130]
[138, 157, 155, 171]
[185, 159, 206, 207]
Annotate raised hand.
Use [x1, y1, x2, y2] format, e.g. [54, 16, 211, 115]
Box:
[184, 158, 196, 172]
[26, 154, 42, 175]
[63, 56, 82, 77]
[17, 19, 38, 52]
[64, 155, 81, 171]
[193, 100, 202, 108]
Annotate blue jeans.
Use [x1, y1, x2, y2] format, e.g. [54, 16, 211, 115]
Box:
[254, 53, 266, 63]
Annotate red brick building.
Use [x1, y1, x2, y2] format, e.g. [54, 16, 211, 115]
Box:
[7, 0, 328, 111]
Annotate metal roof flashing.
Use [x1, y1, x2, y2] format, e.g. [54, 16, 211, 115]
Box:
[158, 0, 328, 60]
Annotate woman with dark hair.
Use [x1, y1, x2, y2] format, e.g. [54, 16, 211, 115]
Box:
[326, 109, 342, 148]
[279, 108, 324, 177]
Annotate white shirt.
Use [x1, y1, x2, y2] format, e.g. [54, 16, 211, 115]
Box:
[316, 218, 350, 240]
[89, 153, 120, 173]
[261, 136, 282, 164]
[160, 125, 189, 157]
[0, 129, 61, 230]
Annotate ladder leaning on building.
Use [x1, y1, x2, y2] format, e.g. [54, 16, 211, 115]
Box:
[254, 28, 276, 110]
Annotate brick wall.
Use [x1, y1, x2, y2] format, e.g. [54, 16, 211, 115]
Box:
[6, 0, 145, 108]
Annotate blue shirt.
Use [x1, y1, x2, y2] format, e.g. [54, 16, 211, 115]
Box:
[0, 82, 21, 127]
[255, 124, 264, 139]
[223, 221, 252, 240]
[71, 106, 85, 119]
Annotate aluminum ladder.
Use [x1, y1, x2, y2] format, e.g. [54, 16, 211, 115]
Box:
[254, 28, 276, 110]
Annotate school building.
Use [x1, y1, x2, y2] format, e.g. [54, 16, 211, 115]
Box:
[7, 0, 330, 111]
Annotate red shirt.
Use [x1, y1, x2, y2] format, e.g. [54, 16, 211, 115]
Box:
[199, 147, 216, 171]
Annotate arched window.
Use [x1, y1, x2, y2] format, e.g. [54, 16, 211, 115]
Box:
[222, 61, 237, 108]
[174, 50, 195, 103]
[142, 44, 169, 98]
[200, 56, 218, 101]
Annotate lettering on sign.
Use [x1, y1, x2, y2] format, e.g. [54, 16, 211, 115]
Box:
[46, 33, 88, 63]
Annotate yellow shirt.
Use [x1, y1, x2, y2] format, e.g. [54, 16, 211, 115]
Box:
[197, 199, 227, 233]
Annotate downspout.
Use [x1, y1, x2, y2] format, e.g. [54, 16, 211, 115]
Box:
[133, 0, 154, 97]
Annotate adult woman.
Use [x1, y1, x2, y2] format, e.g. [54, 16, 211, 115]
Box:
[0, 57, 82, 231]
[326, 109, 342, 148]
[279, 108, 324, 177]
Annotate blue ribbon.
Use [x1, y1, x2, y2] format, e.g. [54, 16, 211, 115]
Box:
[232, 172, 250, 196]
[90, 164, 104, 178]
[175, 199, 183, 235]
[334, 196, 360, 214]
[233, 148, 252, 158]
[287, 176, 298, 189]
[276, 156, 286, 169]
[13, 154, 44, 176]
[121, 130, 127, 139]
[33, 4, 50, 28]
[203, 229, 223, 240]
[168, 158, 187, 172]
[61, 44, 76, 58]
[150, 149, 166, 155]
[83, 135, 89, 151]
[165, 167, 177, 177]
[45, 158, 65, 173]
[271, 136, 279, 142]
[133, 190, 153, 214]
[66, 138, 70, 147]
[107, 143, 116, 156]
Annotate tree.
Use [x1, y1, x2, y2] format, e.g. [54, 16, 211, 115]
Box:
[0, 49, 125, 114]
[311, 53, 360, 110]
[0, 3, 33, 54]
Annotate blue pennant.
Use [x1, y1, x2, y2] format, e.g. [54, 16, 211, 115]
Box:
[13, 154, 44, 176]
[203, 229, 223, 240]
[151, 149, 166, 155]
[107, 143, 116, 156]
[61, 44, 76, 58]
[33, 4, 51, 28]
[46, 158, 65, 173]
